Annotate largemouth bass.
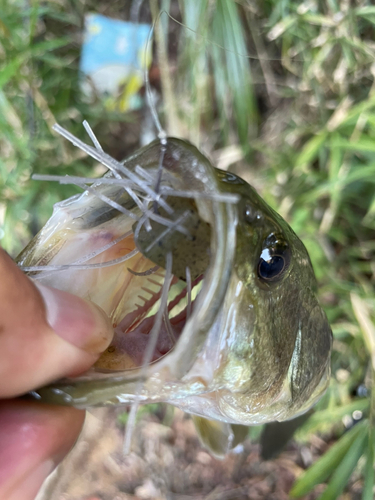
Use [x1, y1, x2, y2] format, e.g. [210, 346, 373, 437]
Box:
[18, 126, 332, 456]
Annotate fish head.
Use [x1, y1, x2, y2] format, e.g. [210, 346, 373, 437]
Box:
[175, 170, 332, 425]
[21, 133, 331, 427]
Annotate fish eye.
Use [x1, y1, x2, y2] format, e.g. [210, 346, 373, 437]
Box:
[257, 237, 291, 282]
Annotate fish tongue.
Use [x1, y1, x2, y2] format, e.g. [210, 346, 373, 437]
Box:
[112, 329, 164, 366]
[114, 306, 188, 362]
[94, 302, 188, 371]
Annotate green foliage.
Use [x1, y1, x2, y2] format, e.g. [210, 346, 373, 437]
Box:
[291, 420, 368, 498]
[256, 1, 375, 498]
[295, 398, 369, 439]
[362, 428, 375, 500]
[0, 0, 132, 255]
[173, 0, 256, 145]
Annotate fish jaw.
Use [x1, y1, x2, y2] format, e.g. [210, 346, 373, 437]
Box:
[24, 137, 239, 408]
[71, 264, 330, 425]
[20, 131, 331, 426]
[160, 270, 331, 425]
[25, 181, 331, 422]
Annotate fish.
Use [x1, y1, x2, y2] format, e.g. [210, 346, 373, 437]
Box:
[17, 125, 332, 457]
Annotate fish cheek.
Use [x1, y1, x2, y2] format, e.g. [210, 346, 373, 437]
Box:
[231, 238, 296, 399]
[229, 278, 300, 404]
[251, 284, 301, 396]
[289, 302, 332, 407]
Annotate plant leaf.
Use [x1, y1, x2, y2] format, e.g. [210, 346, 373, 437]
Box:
[362, 428, 375, 500]
[290, 420, 367, 497]
[317, 427, 367, 500]
[295, 131, 328, 169]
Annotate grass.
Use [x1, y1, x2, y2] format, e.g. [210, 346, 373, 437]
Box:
[1, 0, 375, 498]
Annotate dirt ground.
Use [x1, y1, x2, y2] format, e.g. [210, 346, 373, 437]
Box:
[34, 406, 361, 500]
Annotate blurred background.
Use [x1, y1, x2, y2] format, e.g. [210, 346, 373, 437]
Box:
[2, 0, 375, 499]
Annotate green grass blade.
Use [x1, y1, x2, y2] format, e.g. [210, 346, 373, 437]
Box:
[0, 55, 25, 89]
[290, 420, 367, 497]
[212, 0, 256, 144]
[362, 428, 375, 500]
[296, 399, 369, 437]
[356, 6, 375, 25]
[0, 36, 70, 89]
[295, 131, 328, 169]
[317, 428, 367, 500]
[332, 137, 375, 153]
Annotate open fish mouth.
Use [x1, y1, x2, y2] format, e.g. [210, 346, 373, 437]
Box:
[96, 252, 205, 371]
[18, 123, 331, 430]
[17, 124, 239, 405]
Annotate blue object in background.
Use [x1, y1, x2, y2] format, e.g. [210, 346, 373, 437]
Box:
[80, 13, 152, 111]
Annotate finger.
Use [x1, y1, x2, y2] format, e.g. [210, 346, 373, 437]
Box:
[0, 249, 114, 397]
[0, 400, 85, 500]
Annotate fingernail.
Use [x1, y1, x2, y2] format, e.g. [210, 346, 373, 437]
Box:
[34, 283, 113, 354]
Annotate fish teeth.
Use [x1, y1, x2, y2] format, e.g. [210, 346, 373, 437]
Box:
[147, 278, 163, 287]
[137, 295, 148, 304]
[141, 286, 157, 297]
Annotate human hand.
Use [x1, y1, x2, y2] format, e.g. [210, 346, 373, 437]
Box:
[0, 248, 114, 500]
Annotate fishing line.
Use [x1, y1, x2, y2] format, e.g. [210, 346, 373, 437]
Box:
[83, 118, 172, 234]
[32, 173, 154, 234]
[158, 10, 306, 62]
[73, 180, 140, 220]
[32, 174, 141, 191]
[158, 187, 240, 204]
[186, 266, 192, 320]
[130, 0, 144, 24]
[32, 174, 240, 203]
[134, 165, 156, 184]
[144, 11, 167, 143]
[20, 248, 139, 272]
[144, 208, 192, 244]
[72, 230, 134, 266]
[33, 174, 240, 204]
[23, 230, 134, 279]
[142, 6, 305, 157]
[123, 252, 173, 455]
[163, 310, 176, 345]
[145, 210, 191, 253]
[152, 144, 166, 213]
[133, 213, 148, 251]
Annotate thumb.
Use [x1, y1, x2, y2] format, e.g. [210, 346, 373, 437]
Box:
[0, 249, 113, 398]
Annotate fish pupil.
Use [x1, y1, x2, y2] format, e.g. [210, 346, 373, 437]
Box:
[258, 255, 285, 281]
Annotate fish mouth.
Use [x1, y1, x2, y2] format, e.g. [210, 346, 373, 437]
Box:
[73, 178, 237, 395]
[20, 135, 239, 406]
[94, 242, 205, 372]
